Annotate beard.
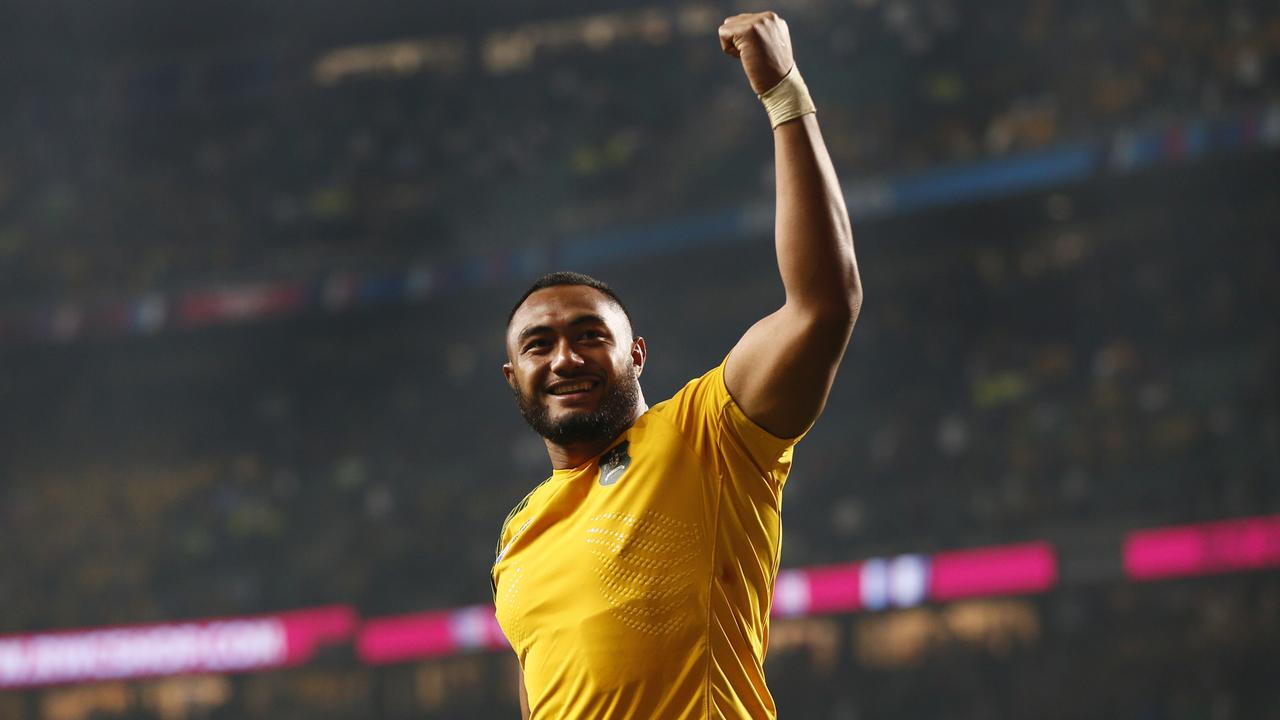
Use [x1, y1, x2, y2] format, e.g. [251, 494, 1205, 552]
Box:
[514, 363, 641, 447]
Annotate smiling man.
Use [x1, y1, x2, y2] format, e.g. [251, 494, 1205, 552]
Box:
[492, 12, 862, 719]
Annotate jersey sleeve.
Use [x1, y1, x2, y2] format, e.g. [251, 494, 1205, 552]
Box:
[652, 358, 807, 491]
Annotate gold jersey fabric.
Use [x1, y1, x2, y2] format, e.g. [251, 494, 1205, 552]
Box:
[491, 362, 802, 719]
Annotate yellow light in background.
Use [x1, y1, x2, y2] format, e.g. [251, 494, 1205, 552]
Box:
[41, 683, 130, 720]
[677, 4, 720, 35]
[482, 31, 537, 75]
[313, 38, 467, 86]
[139, 676, 232, 720]
[317, 5, 696, 82]
[768, 617, 842, 673]
[854, 599, 1041, 668]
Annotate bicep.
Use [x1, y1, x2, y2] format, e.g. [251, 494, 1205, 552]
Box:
[724, 303, 855, 438]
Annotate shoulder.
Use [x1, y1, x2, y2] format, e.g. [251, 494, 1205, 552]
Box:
[650, 359, 806, 472]
[649, 361, 733, 422]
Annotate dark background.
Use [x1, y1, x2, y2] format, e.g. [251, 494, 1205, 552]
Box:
[1, 0, 1278, 717]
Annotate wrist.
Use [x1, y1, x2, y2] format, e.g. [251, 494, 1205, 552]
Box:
[758, 65, 816, 129]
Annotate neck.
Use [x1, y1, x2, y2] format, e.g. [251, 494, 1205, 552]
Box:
[545, 399, 647, 470]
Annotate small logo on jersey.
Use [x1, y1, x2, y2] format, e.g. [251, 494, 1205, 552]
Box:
[599, 441, 632, 486]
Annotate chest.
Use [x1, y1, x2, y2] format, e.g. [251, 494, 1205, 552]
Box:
[493, 430, 717, 651]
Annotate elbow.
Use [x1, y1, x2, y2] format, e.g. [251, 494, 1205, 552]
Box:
[806, 258, 862, 327]
[836, 287, 863, 330]
[789, 243, 863, 325]
[845, 284, 863, 325]
[834, 256, 863, 325]
[809, 281, 861, 330]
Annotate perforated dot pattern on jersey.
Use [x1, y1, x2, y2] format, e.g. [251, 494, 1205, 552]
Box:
[499, 565, 527, 645]
[584, 511, 704, 636]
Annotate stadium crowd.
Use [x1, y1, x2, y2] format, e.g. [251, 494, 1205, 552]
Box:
[2, 0, 1278, 717]
[2, 154, 1276, 718]
[2, 148, 1275, 625]
[1, 0, 1276, 303]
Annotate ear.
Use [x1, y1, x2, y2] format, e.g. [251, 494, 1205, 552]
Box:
[630, 337, 647, 377]
[502, 362, 516, 389]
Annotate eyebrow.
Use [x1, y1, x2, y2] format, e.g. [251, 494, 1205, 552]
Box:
[516, 314, 608, 345]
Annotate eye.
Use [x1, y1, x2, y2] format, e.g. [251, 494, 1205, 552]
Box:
[523, 338, 550, 353]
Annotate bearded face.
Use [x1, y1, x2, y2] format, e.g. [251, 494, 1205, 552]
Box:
[512, 356, 641, 446]
[504, 285, 646, 452]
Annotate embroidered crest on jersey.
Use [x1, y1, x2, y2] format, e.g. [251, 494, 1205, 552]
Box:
[598, 441, 632, 486]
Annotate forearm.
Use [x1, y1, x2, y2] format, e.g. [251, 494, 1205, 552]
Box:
[719, 11, 861, 436]
[716, 11, 859, 314]
[773, 113, 861, 316]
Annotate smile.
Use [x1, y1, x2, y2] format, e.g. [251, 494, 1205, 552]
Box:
[546, 380, 599, 396]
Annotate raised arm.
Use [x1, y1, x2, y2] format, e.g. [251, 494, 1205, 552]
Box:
[718, 12, 863, 439]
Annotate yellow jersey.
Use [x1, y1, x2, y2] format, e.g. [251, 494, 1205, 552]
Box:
[491, 361, 802, 719]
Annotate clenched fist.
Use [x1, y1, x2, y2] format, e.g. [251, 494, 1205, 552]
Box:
[718, 12, 795, 95]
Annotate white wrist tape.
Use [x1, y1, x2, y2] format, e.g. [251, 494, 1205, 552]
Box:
[758, 65, 817, 129]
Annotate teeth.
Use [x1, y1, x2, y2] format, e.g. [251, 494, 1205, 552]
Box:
[551, 382, 593, 395]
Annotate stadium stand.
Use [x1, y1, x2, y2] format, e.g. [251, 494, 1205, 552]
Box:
[1, 0, 1277, 717]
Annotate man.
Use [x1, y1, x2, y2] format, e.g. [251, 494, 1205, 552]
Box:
[492, 12, 861, 719]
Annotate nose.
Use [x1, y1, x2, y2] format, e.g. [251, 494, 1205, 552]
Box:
[549, 337, 585, 375]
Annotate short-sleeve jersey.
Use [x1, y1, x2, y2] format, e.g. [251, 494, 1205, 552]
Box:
[491, 361, 802, 719]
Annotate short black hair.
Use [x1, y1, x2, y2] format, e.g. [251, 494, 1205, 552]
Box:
[507, 271, 634, 332]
